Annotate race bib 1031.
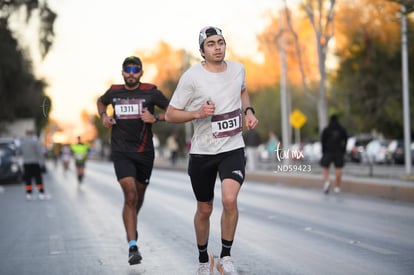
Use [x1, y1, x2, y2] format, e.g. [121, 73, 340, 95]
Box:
[211, 109, 242, 138]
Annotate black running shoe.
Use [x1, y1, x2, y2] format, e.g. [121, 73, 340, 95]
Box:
[128, 245, 142, 265]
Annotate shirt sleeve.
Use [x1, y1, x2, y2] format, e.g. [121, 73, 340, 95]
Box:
[169, 72, 194, 110]
[154, 89, 170, 110]
[99, 89, 112, 105]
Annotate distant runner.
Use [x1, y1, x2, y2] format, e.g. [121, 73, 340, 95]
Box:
[70, 136, 90, 184]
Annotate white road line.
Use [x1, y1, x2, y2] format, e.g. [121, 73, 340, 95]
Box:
[305, 227, 397, 255]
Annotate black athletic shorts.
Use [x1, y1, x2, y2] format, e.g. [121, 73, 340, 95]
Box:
[74, 160, 86, 168]
[188, 148, 246, 202]
[23, 163, 42, 185]
[111, 151, 154, 185]
[320, 153, 345, 168]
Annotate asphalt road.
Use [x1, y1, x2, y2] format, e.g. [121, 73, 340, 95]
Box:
[0, 160, 413, 275]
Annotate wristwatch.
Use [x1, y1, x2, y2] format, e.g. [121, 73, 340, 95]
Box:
[244, 107, 255, 115]
[154, 114, 160, 122]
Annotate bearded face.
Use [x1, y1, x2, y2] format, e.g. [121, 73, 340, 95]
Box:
[123, 74, 140, 88]
[122, 65, 142, 89]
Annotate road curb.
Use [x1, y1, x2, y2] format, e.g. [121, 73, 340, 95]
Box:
[154, 160, 414, 203]
[245, 172, 414, 203]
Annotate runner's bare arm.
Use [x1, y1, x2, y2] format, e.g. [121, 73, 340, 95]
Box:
[240, 87, 259, 130]
[141, 108, 165, 123]
[165, 103, 214, 123]
[97, 98, 115, 127]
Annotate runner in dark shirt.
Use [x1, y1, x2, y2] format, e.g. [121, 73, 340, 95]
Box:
[97, 56, 169, 265]
[100, 83, 168, 153]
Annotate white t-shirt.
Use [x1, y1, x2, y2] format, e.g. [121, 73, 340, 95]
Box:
[169, 60, 246, 154]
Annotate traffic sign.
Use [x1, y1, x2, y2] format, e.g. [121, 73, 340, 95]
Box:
[290, 109, 307, 129]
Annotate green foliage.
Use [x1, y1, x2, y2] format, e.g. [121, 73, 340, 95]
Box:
[36, 94, 51, 135]
[93, 115, 111, 145]
[0, 22, 23, 121]
[0, 23, 48, 133]
[334, 18, 414, 138]
[389, 0, 414, 13]
[38, 3, 57, 58]
[0, 0, 56, 133]
[250, 85, 320, 143]
[250, 87, 281, 140]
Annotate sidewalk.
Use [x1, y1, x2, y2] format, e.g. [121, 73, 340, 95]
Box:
[154, 157, 414, 203]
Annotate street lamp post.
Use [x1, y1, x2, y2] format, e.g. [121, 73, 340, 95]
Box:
[401, 2, 412, 175]
[279, 12, 290, 155]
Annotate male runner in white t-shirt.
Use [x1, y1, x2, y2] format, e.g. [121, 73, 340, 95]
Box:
[165, 26, 259, 275]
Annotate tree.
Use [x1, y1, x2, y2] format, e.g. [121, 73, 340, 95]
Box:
[0, 0, 56, 134]
[0, 0, 56, 58]
[333, 0, 414, 137]
[295, 0, 336, 133]
[389, 0, 414, 13]
[255, 1, 334, 141]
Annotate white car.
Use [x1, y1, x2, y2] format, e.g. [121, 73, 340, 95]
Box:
[365, 139, 390, 164]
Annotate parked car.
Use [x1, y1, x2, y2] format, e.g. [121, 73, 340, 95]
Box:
[386, 139, 414, 164]
[345, 136, 356, 162]
[0, 140, 23, 183]
[0, 137, 21, 152]
[348, 136, 373, 163]
[302, 141, 322, 163]
[386, 140, 402, 164]
[365, 139, 390, 164]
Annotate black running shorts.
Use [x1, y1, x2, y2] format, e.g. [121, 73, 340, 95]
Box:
[188, 148, 246, 202]
[112, 151, 154, 185]
[320, 153, 345, 168]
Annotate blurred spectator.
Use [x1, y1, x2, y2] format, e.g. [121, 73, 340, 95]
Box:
[51, 143, 61, 167]
[320, 115, 348, 194]
[19, 130, 49, 200]
[153, 134, 160, 158]
[166, 132, 179, 165]
[61, 144, 72, 172]
[266, 131, 278, 154]
[243, 129, 261, 171]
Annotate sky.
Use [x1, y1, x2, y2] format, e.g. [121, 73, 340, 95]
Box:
[28, 0, 298, 125]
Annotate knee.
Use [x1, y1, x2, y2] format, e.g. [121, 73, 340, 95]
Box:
[197, 202, 213, 218]
[120, 178, 138, 201]
[222, 195, 237, 211]
[124, 191, 138, 206]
